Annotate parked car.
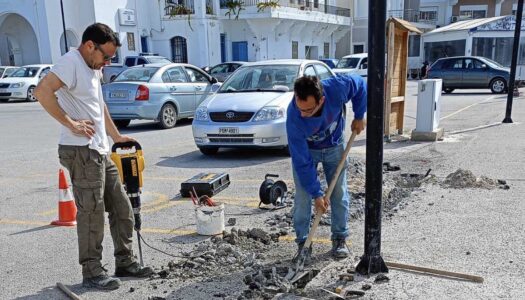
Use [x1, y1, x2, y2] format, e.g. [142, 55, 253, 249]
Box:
[427, 56, 510, 94]
[318, 58, 339, 69]
[206, 62, 246, 82]
[0, 66, 19, 78]
[0, 64, 52, 102]
[192, 59, 337, 155]
[103, 63, 218, 129]
[102, 55, 172, 83]
[333, 53, 367, 77]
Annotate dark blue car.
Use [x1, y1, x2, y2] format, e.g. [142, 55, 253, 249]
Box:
[427, 56, 510, 94]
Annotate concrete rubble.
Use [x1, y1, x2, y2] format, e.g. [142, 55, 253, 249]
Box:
[143, 161, 511, 299]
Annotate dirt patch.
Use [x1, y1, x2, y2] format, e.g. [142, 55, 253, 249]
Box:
[441, 169, 509, 189]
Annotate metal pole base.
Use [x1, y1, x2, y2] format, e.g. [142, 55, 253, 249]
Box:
[502, 117, 513, 124]
[356, 254, 389, 275]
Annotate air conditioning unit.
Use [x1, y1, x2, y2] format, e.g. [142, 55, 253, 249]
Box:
[451, 16, 459, 22]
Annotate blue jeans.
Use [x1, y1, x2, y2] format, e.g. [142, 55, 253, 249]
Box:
[292, 143, 350, 244]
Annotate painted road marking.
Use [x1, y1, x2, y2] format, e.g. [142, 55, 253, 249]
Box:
[0, 218, 343, 245]
[440, 95, 499, 120]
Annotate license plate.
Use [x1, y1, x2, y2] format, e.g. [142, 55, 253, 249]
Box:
[0, 89, 6, 93]
[219, 127, 239, 134]
[110, 91, 127, 98]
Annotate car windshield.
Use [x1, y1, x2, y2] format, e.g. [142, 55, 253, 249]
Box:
[10, 67, 40, 78]
[219, 65, 299, 93]
[113, 67, 159, 82]
[4, 68, 18, 77]
[481, 57, 505, 69]
[147, 57, 171, 64]
[336, 57, 360, 69]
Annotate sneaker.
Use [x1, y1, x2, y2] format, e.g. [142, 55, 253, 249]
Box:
[82, 273, 121, 290]
[292, 242, 312, 266]
[115, 262, 154, 278]
[331, 238, 349, 259]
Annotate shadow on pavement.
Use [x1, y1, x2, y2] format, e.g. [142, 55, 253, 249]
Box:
[156, 148, 288, 169]
[119, 118, 193, 134]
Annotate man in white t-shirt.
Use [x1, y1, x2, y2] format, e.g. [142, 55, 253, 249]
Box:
[35, 23, 153, 290]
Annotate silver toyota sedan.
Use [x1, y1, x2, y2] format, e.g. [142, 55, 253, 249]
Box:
[103, 63, 218, 129]
[192, 59, 336, 155]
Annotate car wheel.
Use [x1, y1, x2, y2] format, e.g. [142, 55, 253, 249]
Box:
[199, 147, 219, 155]
[490, 78, 506, 94]
[158, 103, 177, 129]
[443, 87, 454, 94]
[114, 119, 131, 128]
[282, 145, 290, 156]
[26, 86, 37, 102]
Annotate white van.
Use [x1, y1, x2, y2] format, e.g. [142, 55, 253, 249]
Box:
[333, 53, 368, 77]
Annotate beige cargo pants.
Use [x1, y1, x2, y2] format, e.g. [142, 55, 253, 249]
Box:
[58, 145, 136, 278]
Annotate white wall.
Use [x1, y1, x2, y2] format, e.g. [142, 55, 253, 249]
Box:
[0, 0, 50, 65]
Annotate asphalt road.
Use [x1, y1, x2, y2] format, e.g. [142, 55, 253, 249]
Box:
[0, 81, 517, 299]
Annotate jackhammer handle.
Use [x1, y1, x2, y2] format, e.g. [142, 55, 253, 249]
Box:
[111, 141, 142, 152]
[304, 131, 357, 250]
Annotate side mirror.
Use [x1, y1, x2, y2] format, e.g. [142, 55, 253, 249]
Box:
[210, 77, 218, 84]
[481, 64, 487, 69]
[211, 83, 222, 93]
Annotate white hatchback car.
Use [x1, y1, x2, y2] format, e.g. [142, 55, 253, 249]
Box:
[192, 59, 336, 155]
[0, 64, 52, 102]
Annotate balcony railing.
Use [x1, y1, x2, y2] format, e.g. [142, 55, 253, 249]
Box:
[165, 0, 195, 16]
[219, 0, 351, 18]
[388, 9, 438, 24]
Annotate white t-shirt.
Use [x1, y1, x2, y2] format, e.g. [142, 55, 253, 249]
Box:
[51, 49, 110, 154]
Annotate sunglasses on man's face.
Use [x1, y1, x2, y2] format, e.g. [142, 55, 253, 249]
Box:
[94, 43, 115, 61]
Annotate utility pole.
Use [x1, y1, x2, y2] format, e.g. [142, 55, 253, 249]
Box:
[503, 0, 523, 123]
[355, 0, 389, 275]
[60, 0, 68, 54]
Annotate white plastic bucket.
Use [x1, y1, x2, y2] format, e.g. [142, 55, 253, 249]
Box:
[195, 202, 225, 235]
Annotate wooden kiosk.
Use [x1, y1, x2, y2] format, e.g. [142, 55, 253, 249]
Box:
[384, 18, 422, 138]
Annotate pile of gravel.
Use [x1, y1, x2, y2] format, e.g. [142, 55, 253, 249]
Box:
[442, 169, 509, 189]
[158, 228, 285, 280]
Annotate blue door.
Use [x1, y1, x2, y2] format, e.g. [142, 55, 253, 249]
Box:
[141, 36, 148, 53]
[232, 41, 248, 61]
[220, 34, 227, 63]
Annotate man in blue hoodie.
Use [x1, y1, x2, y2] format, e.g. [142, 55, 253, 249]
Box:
[286, 74, 366, 261]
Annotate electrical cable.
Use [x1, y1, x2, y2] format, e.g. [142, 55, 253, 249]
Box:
[138, 230, 197, 259]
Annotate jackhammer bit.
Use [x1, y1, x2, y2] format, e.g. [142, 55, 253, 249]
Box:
[129, 194, 144, 266]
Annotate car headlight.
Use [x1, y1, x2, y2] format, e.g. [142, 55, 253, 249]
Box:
[10, 82, 25, 88]
[253, 106, 285, 122]
[195, 106, 209, 121]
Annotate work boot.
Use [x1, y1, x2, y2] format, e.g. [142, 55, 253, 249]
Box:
[82, 272, 121, 290]
[115, 262, 154, 278]
[331, 238, 350, 259]
[292, 242, 312, 266]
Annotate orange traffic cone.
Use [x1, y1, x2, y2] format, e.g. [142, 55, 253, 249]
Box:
[51, 169, 77, 226]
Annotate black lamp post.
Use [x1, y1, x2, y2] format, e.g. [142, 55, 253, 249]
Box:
[60, 0, 68, 54]
[503, 0, 524, 123]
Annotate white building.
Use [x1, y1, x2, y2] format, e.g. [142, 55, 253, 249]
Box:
[0, 0, 351, 67]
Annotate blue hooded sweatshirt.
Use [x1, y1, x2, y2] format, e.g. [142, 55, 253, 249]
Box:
[286, 74, 367, 199]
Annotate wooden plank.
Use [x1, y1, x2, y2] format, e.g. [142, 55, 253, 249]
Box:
[391, 96, 404, 103]
[386, 262, 484, 283]
[384, 21, 395, 137]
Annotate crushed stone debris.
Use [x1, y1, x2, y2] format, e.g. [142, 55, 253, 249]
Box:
[374, 274, 390, 283]
[155, 228, 283, 280]
[361, 283, 372, 290]
[442, 169, 509, 189]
